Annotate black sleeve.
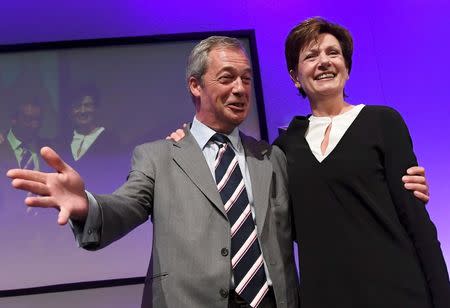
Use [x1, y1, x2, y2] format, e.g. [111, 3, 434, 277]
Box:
[380, 107, 450, 307]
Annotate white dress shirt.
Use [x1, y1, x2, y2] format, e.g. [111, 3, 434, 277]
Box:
[6, 129, 40, 170]
[71, 127, 105, 161]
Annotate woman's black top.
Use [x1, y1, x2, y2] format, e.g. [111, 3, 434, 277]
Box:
[274, 105, 450, 308]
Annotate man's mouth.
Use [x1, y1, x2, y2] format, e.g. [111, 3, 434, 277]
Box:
[226, 102, 246, 109]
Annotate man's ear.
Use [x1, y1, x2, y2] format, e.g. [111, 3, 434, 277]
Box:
[189, 76, 202, 98]
[289, 70, 301, 89]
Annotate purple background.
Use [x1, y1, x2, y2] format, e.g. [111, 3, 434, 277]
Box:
[1, 0, 448, 285]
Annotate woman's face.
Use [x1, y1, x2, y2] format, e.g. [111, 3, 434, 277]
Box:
[291, 33, 349, 99]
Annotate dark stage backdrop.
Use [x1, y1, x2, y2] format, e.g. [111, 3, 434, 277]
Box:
[0, 31, 267, 291]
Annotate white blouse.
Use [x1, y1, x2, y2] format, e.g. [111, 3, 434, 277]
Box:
[305, 104, 365, 162]
[71, 127, 105, 161]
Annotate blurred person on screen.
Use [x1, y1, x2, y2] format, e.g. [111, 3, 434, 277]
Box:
[64, 83, 115, 162]
[56, 83, 124, 192]
[0, 89, 56, 245]
[6, 36, 430, 308]
[0, 95, 46, 172]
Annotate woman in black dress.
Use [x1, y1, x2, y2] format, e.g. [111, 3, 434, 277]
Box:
[274, 17, 450, 307]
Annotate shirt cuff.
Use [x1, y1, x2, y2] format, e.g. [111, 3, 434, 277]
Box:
[70, 190, 102, 248]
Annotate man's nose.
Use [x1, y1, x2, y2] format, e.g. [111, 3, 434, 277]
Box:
[232, 77, 245, 95]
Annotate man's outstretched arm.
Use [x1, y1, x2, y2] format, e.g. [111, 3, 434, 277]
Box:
[7, 146, 89, 225]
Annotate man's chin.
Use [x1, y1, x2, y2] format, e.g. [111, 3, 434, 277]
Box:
[230, 117, 246, 127]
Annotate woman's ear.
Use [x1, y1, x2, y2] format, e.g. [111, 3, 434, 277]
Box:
[289, 70, 301, 89]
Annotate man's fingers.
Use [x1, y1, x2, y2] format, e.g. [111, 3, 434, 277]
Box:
[40, 147, 72, 174]
[25, 196, 58, 208]
[402, 175, 426, 184]
[57, 207, 70, 225]
[7, 169, 48, 184]
[413, 191, 430, 203]
[404, 182, 429, 196]
[404, 182, 427, 192]
[406, 166, 425, 176]
[12, 179, 50, 195]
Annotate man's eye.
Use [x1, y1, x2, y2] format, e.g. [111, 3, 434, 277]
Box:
[219, 76, 234, 83]
[241, 76, 252, 84]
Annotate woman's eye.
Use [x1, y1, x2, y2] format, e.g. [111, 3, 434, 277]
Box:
[304, 54, 316, 60]
[329, 50, 340, 56]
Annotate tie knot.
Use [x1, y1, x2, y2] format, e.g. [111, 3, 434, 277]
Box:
[211, 133, 230, 146]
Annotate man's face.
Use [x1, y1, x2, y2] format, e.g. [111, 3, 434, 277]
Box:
[190, 47, 253, 134]
[72, 95, 96, 129]
[13, 103, 42, 140]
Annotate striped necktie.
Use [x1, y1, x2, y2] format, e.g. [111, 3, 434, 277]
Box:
[20, 148, 35, 170]
[211, 133, 269, 307]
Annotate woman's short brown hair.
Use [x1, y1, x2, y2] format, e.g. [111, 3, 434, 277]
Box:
[285, 17, 354, 97]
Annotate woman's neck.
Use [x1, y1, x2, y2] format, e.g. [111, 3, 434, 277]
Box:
[309, 94, 351, 117]
[75, 125, 99, 136]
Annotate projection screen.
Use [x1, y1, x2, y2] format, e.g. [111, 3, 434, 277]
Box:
[0, 30, 268, 292]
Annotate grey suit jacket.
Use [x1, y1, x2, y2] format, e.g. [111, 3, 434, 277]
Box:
[80, 129, 299, 307]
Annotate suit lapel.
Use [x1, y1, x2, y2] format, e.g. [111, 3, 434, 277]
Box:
[171, 130, 227, 217]
[241, 134, 272, 234]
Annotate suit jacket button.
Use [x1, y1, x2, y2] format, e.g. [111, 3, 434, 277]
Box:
[221, 248, 229, 256]
[219, 288, 229, 298]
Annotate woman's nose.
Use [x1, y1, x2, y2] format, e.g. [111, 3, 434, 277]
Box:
[318, 54, 331, 67]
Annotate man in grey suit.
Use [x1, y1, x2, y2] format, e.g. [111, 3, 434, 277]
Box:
[7, 37, 299, 307]
[7, 36, 429, 307]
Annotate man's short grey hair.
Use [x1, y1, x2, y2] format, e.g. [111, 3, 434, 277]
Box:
[186, 36, 247, 86]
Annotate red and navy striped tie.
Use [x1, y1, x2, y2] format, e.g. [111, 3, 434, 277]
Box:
[212, 133, 269, 307]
